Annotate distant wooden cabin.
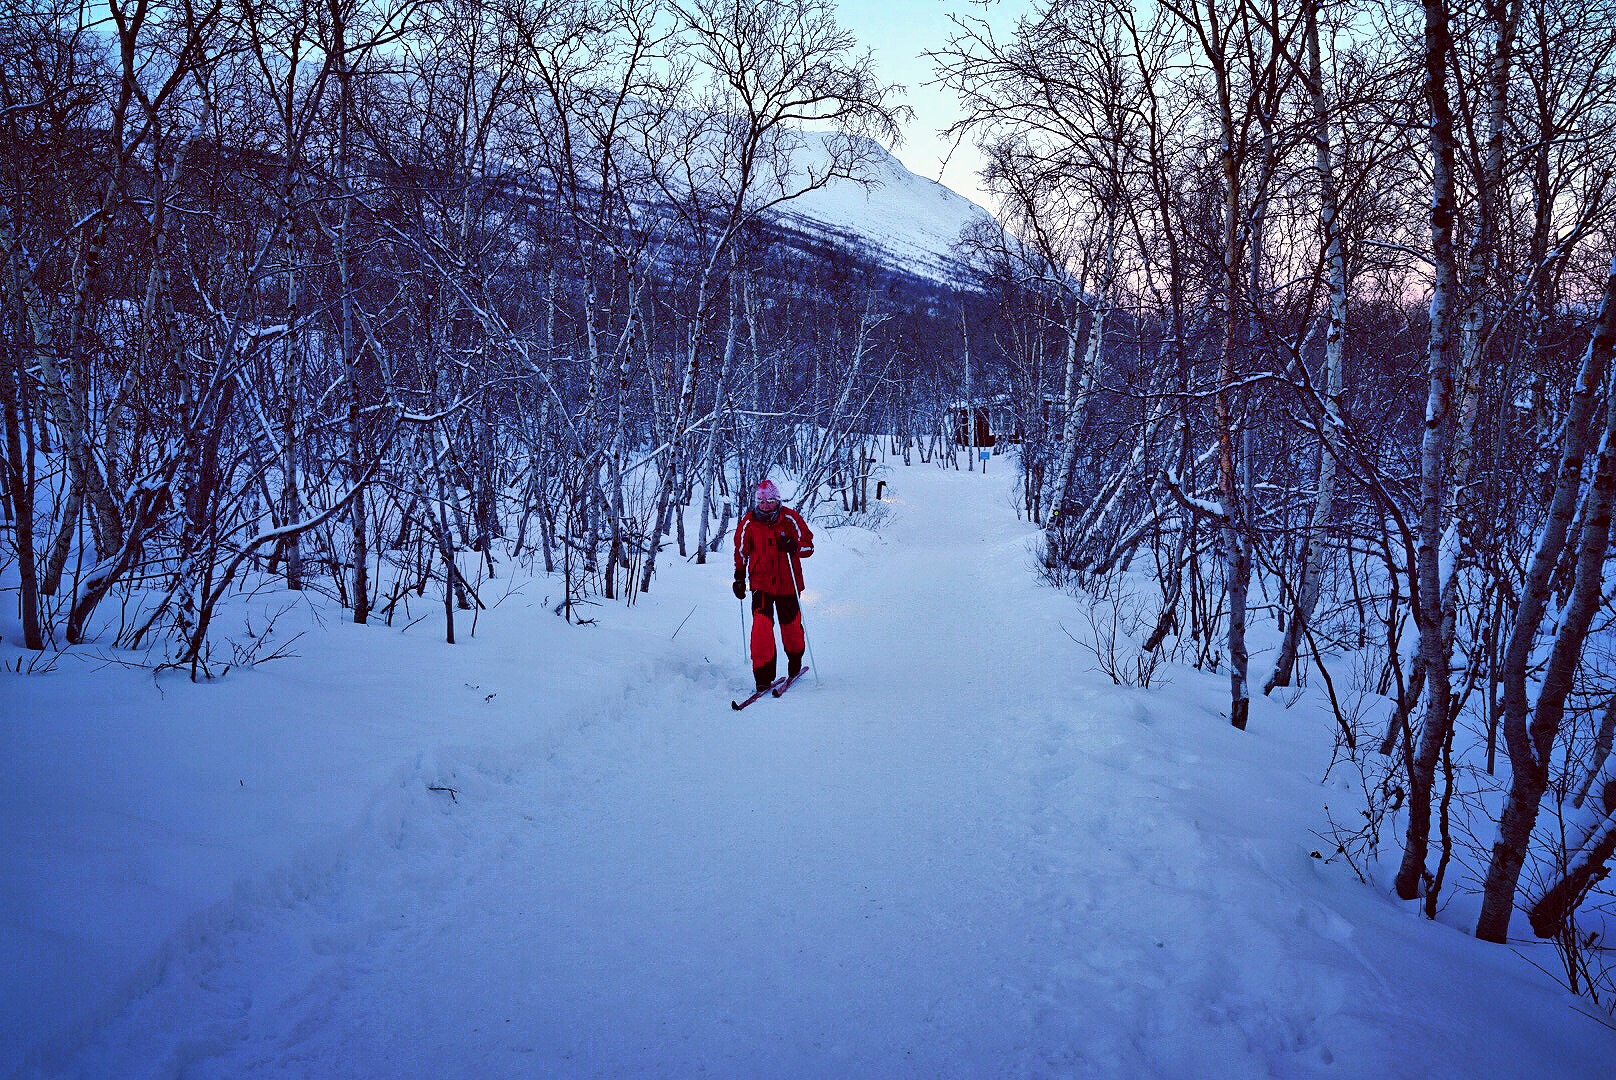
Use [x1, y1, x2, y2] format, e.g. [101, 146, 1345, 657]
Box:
[949, 394, 1064, 447]
[951, 401, 999, 447]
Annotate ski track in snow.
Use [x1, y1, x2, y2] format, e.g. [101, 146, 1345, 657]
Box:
[12, 465, 1613, 1078]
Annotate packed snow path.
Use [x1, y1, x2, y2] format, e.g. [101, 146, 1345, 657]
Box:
[13, 466, 1611, 1077]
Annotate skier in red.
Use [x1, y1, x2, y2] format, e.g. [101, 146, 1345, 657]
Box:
[733, 479, 815, 691]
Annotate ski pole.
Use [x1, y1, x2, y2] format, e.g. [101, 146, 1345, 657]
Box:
[786, 550, 820, 685]
[739, 559, 751, 672]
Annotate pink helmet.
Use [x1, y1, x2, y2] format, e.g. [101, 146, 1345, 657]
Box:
[756, 479, 781, 506]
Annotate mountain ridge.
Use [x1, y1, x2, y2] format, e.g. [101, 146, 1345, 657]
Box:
[766, 132, 997, 286]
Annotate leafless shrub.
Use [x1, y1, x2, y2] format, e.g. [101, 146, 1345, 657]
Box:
[1065, 590, 1166, 690]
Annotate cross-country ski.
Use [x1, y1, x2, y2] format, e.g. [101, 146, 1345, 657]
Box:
[731, 677, 788, 711]
[771, 666, 811, 697]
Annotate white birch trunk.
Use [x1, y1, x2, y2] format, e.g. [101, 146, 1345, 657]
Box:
[1267, 1, 1345, 693]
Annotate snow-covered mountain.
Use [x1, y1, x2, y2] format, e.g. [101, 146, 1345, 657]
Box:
[769, 133, 997, 285]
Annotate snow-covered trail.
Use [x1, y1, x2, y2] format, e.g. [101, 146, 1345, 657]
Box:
[24, 466, 1612, 1078]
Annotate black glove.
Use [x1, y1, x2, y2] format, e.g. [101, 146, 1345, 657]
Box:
[732, 569, 746, 600]
[777, 534, 797, 554]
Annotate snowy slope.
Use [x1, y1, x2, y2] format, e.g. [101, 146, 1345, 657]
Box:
[771, 133, 997, 283]
[4, 463, 1613, 1077]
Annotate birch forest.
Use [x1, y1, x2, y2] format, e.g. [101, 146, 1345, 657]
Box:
[933, 0, 1616, 991]
[0, 0, 942, 661]
[6, 0, 1616, 1007]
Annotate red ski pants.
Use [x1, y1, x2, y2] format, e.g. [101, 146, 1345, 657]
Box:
[750, 591, 804, 668]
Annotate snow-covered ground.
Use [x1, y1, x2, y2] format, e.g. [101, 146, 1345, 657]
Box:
[3, 462, 1611, 1078]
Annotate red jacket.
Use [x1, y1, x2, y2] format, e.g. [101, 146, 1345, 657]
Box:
[734, 506, 814, 595]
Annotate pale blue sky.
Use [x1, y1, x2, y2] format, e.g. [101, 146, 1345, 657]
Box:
[833, 0, 1033, 211]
